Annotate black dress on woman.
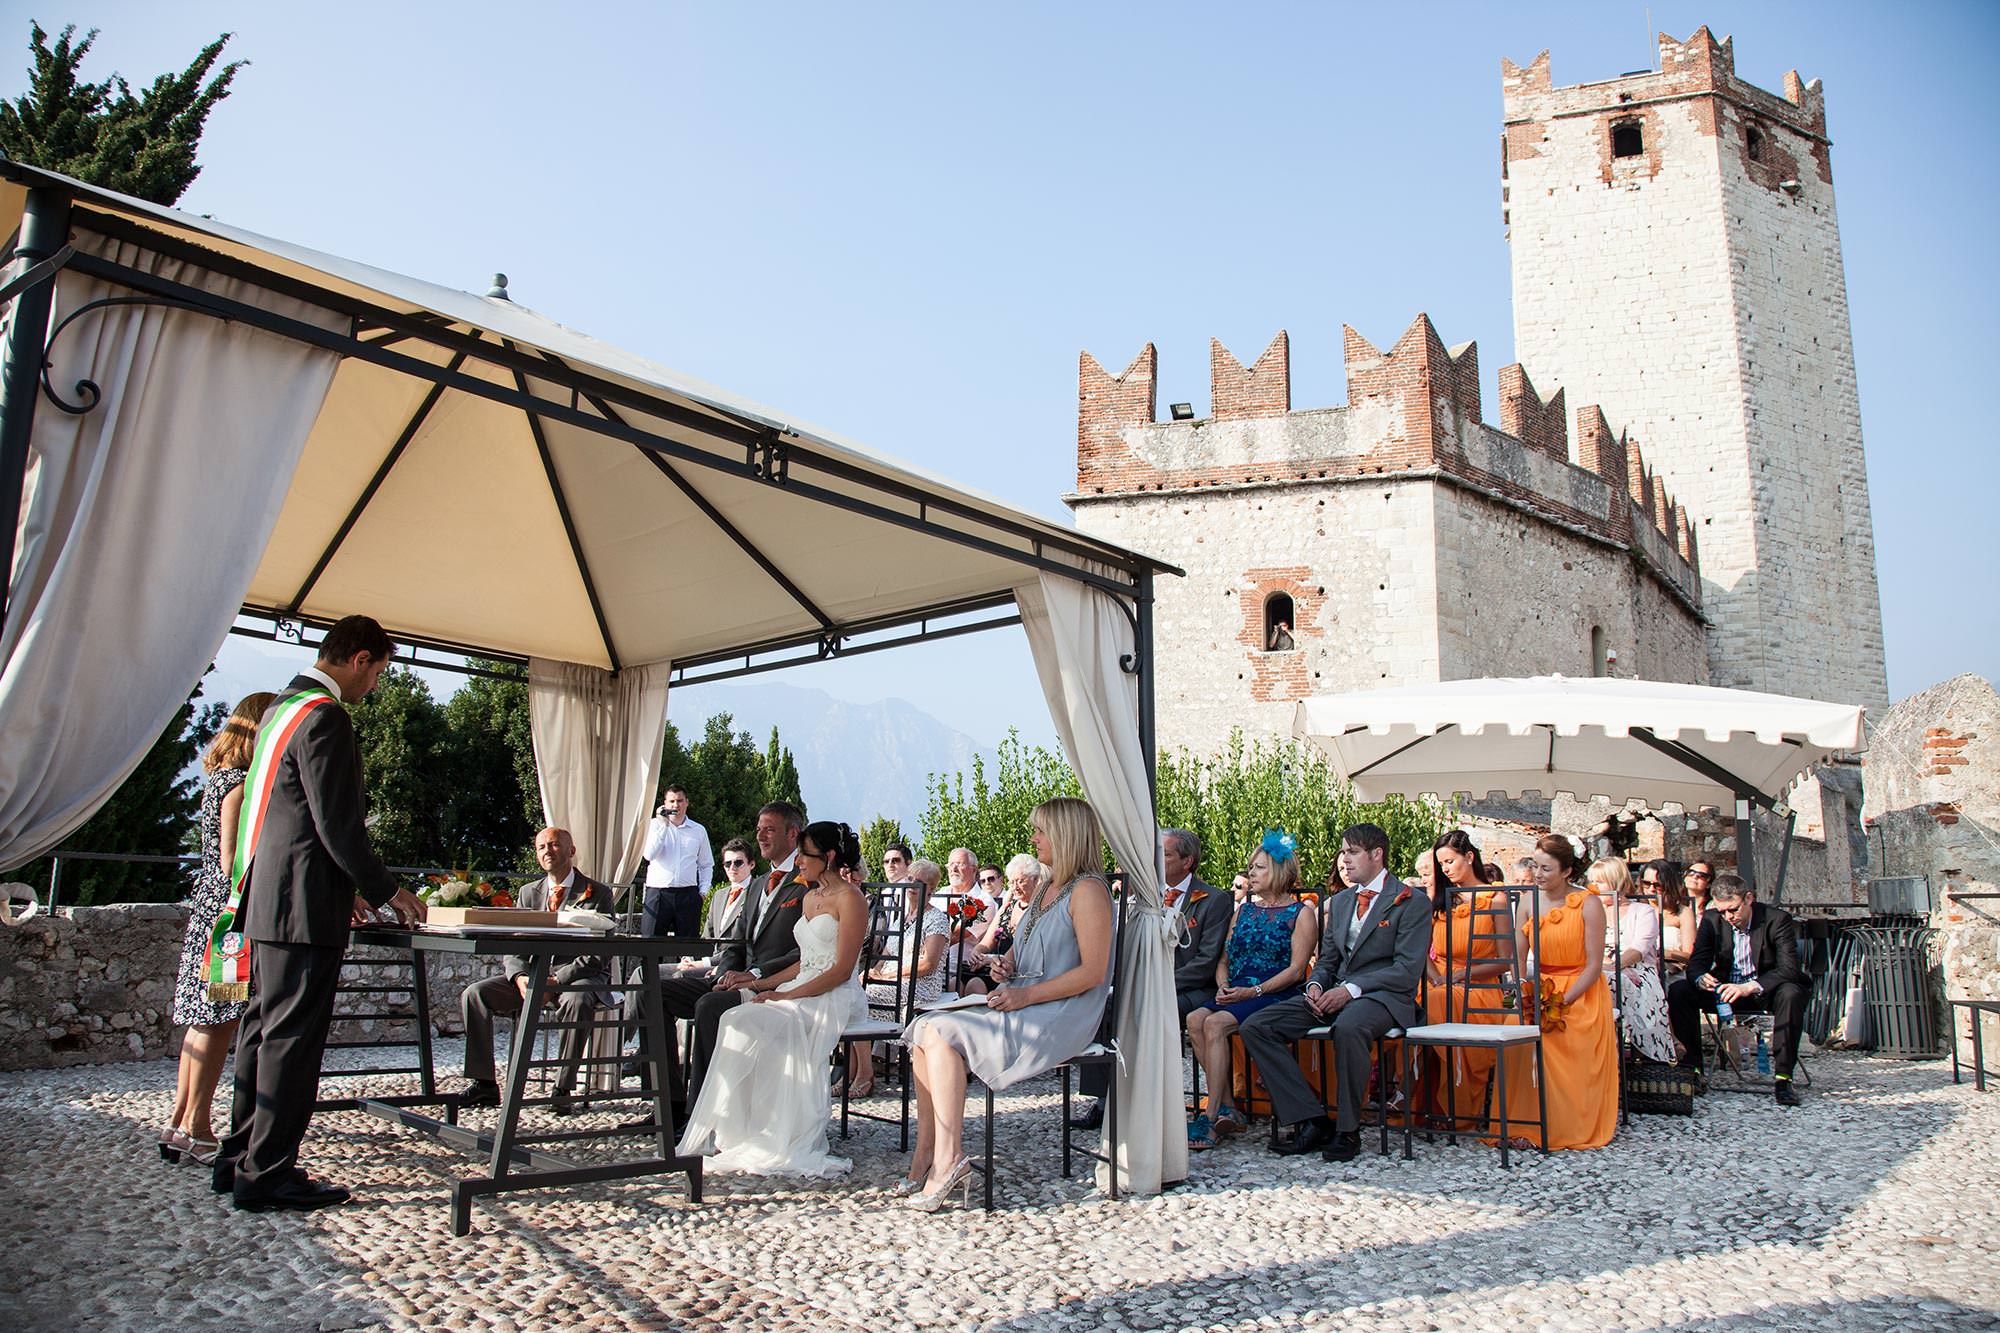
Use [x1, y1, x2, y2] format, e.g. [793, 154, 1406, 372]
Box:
[171, 768, 248, 1028]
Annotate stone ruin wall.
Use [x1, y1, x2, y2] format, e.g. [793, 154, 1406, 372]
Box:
[0, 903, 497, 1072]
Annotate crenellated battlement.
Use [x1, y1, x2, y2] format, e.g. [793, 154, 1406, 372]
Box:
[1071, 318, 1700, 592]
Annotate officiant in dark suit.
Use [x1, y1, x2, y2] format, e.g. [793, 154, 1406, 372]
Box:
[213, 615, 426, 1212]
[458, 826, 616, 1115]
[1239, 824, 1430, 1162]
[1668, 873, 1810, 1106]
[624, 801, 810, 1112]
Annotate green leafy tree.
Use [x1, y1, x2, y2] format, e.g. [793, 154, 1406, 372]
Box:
[0, 22, 245, 205]
[657, 712, 797, 880]
[761, 726, 803, 809]
[439, 661, 539, 874]
[858, 814, 908, 881]
[13, 676, 223, 905]
[349, 667, 451, 870]
[919, 730, 1081, 868]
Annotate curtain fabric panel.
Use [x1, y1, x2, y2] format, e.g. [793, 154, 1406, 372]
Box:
[0, 234, 342, 870]
[1016, 569, 1182, 1195]
[526, 658, 671, 891]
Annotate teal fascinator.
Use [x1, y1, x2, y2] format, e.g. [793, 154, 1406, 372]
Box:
[1260, 829, 1297, 864]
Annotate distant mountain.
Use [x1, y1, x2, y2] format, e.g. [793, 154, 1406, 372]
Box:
[670, 681, 988, 833]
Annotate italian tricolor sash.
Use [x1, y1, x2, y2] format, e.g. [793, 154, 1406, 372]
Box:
[203, 686, 337, 1002]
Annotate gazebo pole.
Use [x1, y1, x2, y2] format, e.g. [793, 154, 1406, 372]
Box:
[1137, 569, 1157, 804]
[0, 186, 71, 642]
[1734, 798, 1759, 897]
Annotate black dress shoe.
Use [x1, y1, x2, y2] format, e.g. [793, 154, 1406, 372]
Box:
[234, 1173, 351, 1213]
[458, 1079, 500, 1108]
[211, 1161, 235, 1195]
[1068, 1100, 1104, 1131]
[1272, 1117, 1335, 1156]
[550, 1091, 580, 1117]
[1774, 1079, 1802, 1108]
[1322, 1130, 1363, 1163]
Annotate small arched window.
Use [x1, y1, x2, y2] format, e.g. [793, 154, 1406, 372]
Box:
[1611, 121, 1644, 159]
[1264, 593, 1296, 652]
[1590, 625, 1607, 677]
[1746, 126, 1765, 162]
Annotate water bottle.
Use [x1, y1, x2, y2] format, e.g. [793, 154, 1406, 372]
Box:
[1715, 997, 1733, 1021]
[1755, 1031, 1771, 1075]
[1501, 970, 1517, 1010]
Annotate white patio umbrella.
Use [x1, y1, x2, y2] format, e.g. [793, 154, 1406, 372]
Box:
[1291, 675, 1865, 894]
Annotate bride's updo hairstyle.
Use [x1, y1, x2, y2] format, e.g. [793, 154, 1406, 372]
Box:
[801, 820, 863, 874]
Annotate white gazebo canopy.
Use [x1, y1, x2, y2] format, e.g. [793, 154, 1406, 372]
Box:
[1292, 675, 1865, 812]
[0, 161, 1189, 1193]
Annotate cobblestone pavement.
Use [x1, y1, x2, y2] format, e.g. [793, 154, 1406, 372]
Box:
[1, 1042, 1996, 1332]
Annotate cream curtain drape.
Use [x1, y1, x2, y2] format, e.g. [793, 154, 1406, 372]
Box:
[1015, 568, 1183, 1195]
[526, 658, 672, 890]
[0, 235, 343, 869]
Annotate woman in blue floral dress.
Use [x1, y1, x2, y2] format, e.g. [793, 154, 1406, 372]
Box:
[1184, 833, 1319, 1149]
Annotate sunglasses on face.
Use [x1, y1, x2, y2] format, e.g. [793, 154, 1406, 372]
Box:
[723, 858, 749, 868]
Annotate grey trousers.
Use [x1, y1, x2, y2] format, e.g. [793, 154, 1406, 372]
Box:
[1239, 992, 1401, 1132]
[462, 974, 596, 1094]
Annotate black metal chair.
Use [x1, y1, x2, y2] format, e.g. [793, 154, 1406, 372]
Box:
[834, 884, 924, 1147]
[1397, 887, 1548, 1167]
[959, 871, 1130, 1211]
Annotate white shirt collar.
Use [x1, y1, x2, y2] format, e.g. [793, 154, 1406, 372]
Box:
[1164, 874, 1193, 898]
[771, 851, 796, 874]
[544, 867, 577, 893]
[301, 665, 344, 702]
[1353, 869, 1389, 909]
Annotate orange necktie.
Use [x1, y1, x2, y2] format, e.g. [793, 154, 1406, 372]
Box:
[1164, 889, 1183, 908]
[548, 882, 566, 913]
[1355, 888, 1378, 915]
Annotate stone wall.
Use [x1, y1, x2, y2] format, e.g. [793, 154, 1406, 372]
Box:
[0, 903, 499, 1072]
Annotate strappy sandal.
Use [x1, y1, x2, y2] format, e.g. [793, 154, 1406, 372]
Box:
[185, 1136, 222, 1167]
[158, 1126, 191, 1163]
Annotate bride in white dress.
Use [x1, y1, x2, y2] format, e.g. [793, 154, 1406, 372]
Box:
[676, 820, 868, 1177]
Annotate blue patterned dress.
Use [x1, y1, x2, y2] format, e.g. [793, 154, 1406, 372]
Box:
[1211, 899, 1306, 1021]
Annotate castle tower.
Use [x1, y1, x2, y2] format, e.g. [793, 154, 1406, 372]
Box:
[1503, 28, 1887, 709]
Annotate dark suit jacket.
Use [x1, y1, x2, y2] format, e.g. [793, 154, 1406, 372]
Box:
[241, 675, 398, 948]
[717, 866, 807, 978]
[1171, 878, 1233, 993]
[503, 871, 617, 1004]
[1688, 901, 1806, 993]
[1307, 876, 1430, 1027]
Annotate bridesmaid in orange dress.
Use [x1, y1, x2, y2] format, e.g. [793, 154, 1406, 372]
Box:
[1422, 832, 1511, 1128]
[1501, 834, 1617, 1150]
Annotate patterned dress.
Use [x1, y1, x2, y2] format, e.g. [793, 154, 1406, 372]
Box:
[171, 768, 249, 1028]
[1212, 899, 1306, 1021]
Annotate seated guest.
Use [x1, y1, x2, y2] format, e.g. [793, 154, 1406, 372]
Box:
[847, 861, 951, 1096]
[1685, 860, 1716, 918]
[1667, 874, 1809, 1106]
[1186, 831, 1318, 1149]
[624, 802, 809, 1116]
[1074, 828, 1231, 1131]
[701, 839, 758, 943]
[1423, 832, 1509, 1129]
[965, 857, 1037, 996]
[1643, 860, 1696, 973]
[901, 798, 1113, 1208]
[1500, 836, 1617, 1149]
[1586, 857, 1675, 1064]
[1239, 823, 1429, 1162]
[1230, 871, 1252, 905]
[459, 826, 614, 1115]
[957, 863, 1009, 988]
[1411, 851, 1437, 899]
[1511, 855, 1537, 885]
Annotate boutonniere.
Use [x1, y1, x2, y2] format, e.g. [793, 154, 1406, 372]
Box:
[779, 896, 802, 910]
[1391, 888, 1413, 909]
[1188, 888, 1208, 904]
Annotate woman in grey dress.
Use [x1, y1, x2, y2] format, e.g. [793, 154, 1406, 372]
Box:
[900, 796, 1113, 1209]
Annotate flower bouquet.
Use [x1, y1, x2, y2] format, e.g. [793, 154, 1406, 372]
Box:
[420, 867, 513, 909]
[1535, 976, 1569, 1033]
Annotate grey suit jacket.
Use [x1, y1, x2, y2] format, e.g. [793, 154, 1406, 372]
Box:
[502, 871, 616, 1005]
[1172, 878, 1234, 993]
[1307, 875, 1430, 1027]
[717, 867, 807, 978]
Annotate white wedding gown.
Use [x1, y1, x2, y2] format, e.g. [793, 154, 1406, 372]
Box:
[675, 911, 865, 1177]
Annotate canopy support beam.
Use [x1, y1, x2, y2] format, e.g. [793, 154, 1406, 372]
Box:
[509, 360, 620, 671]
[0, 186, 71, 642]
[1627, 727, 1776, 811]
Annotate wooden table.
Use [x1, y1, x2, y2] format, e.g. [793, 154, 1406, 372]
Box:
[346, 925, 706, 1235]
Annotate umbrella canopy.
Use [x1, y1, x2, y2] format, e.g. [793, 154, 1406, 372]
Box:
[1292, 676, 1864, 811]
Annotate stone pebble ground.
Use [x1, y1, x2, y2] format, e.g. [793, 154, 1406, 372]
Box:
[0, 1043, 1994, 1332]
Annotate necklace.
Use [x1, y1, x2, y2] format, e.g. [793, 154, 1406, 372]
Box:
[1013, 875, 1079, 959]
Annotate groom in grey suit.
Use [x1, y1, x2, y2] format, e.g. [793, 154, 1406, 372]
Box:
[1239, 823, 1431, 1162]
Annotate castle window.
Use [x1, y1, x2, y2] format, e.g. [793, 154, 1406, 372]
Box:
[1590, 625, 1607, 677]
[1746, 126, 1765, 162]
[1611, 121, 1644, 159]
[1264, 593, 1296, 652]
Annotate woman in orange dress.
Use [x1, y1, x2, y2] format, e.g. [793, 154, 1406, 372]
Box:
[1501, 833, 1617, 1150]
[1422, 832, 1511, 1129]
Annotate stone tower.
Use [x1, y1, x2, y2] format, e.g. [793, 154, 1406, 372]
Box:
[1503, 28, 1888, 710]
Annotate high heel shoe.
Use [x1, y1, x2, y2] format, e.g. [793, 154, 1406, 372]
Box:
[158, 1127, 190, 1163]
[889, 1172, 928, 1197]
[185, 1136, 221, 1167]
[904, 1156, 973, 1212]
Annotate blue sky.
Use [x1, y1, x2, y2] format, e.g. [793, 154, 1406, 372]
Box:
[16, 1, 1994, 748]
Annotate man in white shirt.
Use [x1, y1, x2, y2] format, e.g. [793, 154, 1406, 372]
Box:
[1240, 823, 1430, 1162]
[639, 785, 712, 941]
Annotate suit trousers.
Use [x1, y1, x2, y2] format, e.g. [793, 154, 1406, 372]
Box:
[1240, 992, 1401, 1132]
[1080, 986, 1214, 1100]
[642, 886, 703, 940]
[623, 971, 746, 1103]
[218, 940, 344, 1195]
[1667, 977, 1807, 1077]
[461, 974, 597, 1093]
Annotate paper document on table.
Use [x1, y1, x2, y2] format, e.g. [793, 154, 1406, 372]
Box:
[921, 993, 994, 1012]
[420, 924, 601, 937]
[556, 910, 617, 933]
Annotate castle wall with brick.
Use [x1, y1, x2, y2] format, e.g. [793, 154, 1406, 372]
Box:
[1504, 28, 1887, 711]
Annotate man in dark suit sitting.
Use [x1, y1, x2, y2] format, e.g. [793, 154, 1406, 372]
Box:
[213, 616, 426, 1212]
[1668, 873, 1810, 1106]
[458, 826, 616, 1115]
[1239, 823, 1431, 1162]
[1072, 827, 1233, 1130]
[624, 801, 809, 1117]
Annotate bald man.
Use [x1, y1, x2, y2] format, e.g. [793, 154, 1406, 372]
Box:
[458, 827, 615, 1115]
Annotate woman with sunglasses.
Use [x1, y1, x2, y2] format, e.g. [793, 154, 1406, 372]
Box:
[1640, 860, 1697, 975]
